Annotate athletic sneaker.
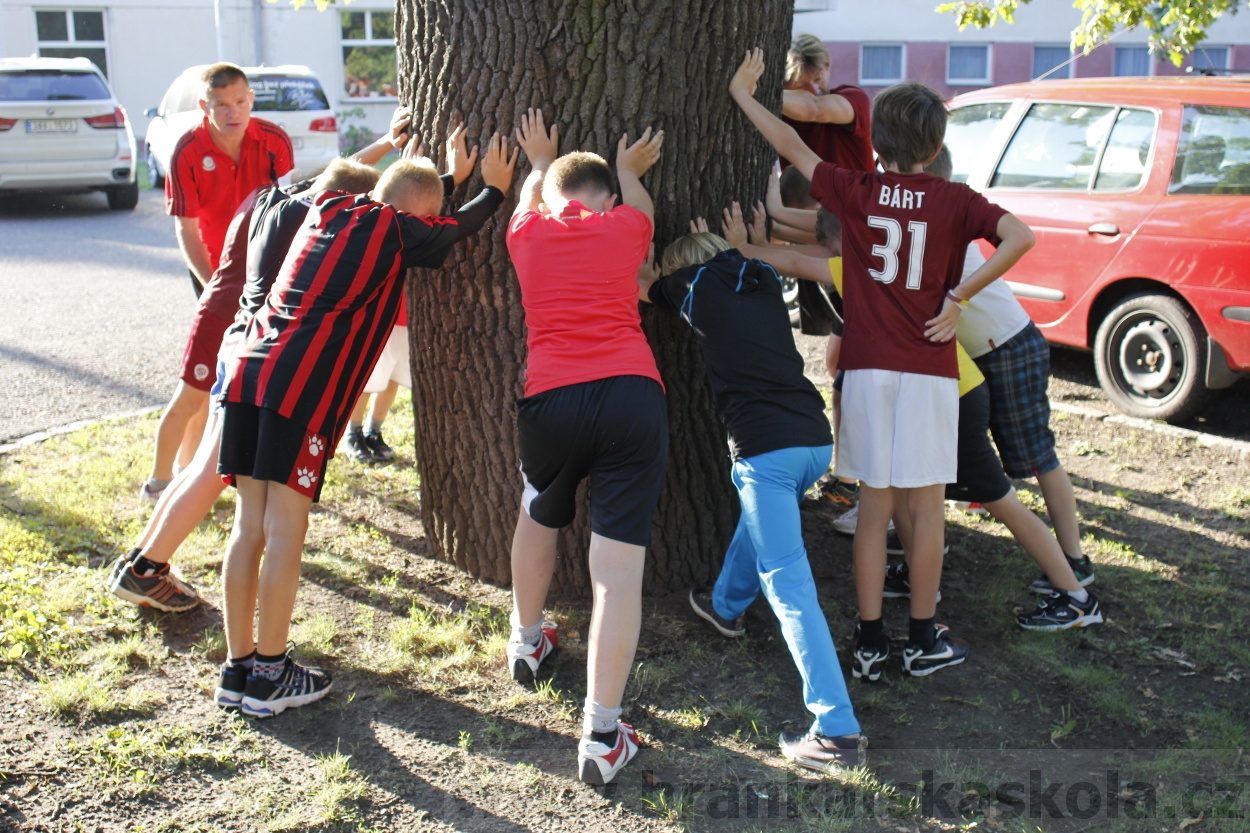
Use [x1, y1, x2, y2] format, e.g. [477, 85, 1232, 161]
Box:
[215, 663, 249, 709]
[343, 430, 378, 464]
[880, 562, 942, 602]
[1028, 554, 1096, 594]
[1017, 591, 1104, 631]
[506, 621, 559, 686]
[819, 477, 859, 510]
[107, 547, 141, 587]
[950, 500, 989, 515]
[688, 589, 745, 638]
[779, 731, 866, 773]
[578, 722, 641, 785]
[363, 430, 396, 461]
[902, 632, 970, 677]
[851, 625, 889, 682]
[110, 561, 200, 612]
[832, 505, 897, 536]
[240, 654, 333, 718]
[137, 480, 167, 503]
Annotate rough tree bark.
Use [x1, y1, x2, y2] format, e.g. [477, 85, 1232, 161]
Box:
[398, 0, 793, 597]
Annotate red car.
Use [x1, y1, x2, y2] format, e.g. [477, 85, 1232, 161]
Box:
[947, 77, 1250, 422]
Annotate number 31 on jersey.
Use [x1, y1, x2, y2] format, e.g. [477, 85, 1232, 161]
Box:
[867, 216, 927, 290]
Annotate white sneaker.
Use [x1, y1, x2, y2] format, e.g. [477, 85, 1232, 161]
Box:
[578, 722, 641, 785]
[505, 620, 558, 685]
[831, 505, 896, 536]
[137, 480, 166, 504]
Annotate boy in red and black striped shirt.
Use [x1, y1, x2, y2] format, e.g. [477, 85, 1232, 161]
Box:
[215, 134, 518, 717]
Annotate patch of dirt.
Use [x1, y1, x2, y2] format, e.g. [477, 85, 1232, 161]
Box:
[2, 397, 1249, 831]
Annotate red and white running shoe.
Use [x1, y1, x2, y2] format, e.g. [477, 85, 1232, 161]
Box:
[505, 620, 558, 685]
[578, 722, 641, 785]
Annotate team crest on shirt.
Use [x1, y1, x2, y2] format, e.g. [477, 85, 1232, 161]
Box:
[202, 155, 216, 172]
[193, 363, 209, 381]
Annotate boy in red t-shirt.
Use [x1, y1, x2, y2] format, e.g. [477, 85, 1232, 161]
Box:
[730, 49, 1034, 677]
[504, 109, 665, 785]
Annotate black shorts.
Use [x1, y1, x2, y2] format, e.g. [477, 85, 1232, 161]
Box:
[945, 382, 1012, 505]
[517, 375, 668, 547]
[218, 402, 329, 502]
[833, 369, 845, 393]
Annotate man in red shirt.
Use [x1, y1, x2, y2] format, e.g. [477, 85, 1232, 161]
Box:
[139, 63, 294, 503]
[504, 109, 665, 786]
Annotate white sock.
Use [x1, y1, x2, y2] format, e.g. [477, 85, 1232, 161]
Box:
[511, 620, 542, 646]
[364, 419, 383, 434]
[583, 699, 622, 736]
[1068, 587, 1090, 604]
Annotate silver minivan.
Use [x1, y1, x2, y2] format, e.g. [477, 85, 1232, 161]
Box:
[0, 56, 139, 209]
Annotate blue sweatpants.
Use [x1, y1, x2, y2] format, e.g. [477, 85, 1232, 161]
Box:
[711, 444, 860, 738]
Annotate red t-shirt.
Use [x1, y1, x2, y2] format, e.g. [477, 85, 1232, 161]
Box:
[196, 188, 262, 322]
[506, 202, 662, 398]
[810, 162, 1008, 379]
[166, 116, 294, 271]
[781, 84, 875, 173]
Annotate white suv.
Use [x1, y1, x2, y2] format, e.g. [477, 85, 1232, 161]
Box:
[144, 65, 339, 187]
[0, 56, 139, 209]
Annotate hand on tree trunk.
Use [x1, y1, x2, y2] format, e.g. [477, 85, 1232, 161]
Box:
[445, 123, 479, 186]
[481, 133, 519, 193]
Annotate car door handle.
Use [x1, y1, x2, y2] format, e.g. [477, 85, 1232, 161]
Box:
[1087, 222, 1120, 236]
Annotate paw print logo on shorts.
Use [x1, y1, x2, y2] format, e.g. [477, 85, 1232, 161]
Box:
[307, 435, 325, 457]
[296, 468, 318, 489]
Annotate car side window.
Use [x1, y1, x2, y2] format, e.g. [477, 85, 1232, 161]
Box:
[991, 102, 1115, 190]
[1170, 105, 1250, 196]
[1094, 108, 1157, 191]
[945, 102, 1012, 183]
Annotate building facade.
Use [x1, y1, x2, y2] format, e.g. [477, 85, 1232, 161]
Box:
[0, 0, 400, 143]
[795, 0, 1250, 100]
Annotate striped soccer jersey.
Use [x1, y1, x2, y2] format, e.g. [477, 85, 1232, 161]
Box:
[225, 186, 503, 448]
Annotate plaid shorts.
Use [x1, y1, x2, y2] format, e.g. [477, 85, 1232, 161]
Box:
[972, 322, 1060, 479]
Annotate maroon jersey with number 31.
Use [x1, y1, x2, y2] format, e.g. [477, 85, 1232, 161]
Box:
[810, 161, 1008, 379]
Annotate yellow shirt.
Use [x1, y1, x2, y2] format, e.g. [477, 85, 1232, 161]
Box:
[826, 257, 984, 397]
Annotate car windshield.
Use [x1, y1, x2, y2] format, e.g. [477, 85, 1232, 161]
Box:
[250, 76, 330, 112]
[1170, 105, 1250, 196]
[0, 70, 110, 101]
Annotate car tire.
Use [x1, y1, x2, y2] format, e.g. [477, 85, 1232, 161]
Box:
[145, 145, 164, 190]
[781, 274, 801, 328]
[107, 182, 140, 210]
[1093, 293, 1211, 424]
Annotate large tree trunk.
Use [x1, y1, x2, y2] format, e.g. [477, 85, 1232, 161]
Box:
[399, 0, 793, 597]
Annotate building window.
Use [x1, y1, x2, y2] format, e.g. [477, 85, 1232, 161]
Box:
[1193, 46, 1229, 72]
[948, 45, 991, 85]
[35, 9, 108, 77]
[341, 10, 397, 98]
[861, 45, 904, 85]
[1114, 46, 1152, 77]
[1033, 45, 1072, 80]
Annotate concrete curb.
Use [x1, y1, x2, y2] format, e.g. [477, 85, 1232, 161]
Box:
[1050, 400, 1250, 457]
[0, 406, 163, 455]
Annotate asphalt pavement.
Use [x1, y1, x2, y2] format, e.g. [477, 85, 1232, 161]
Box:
[0, 186, 195, 442]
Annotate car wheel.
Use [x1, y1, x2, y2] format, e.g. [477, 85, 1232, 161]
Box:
[145, 145, 164, 189]
[107, 182, 140, 210]
[1093, 293, 1211, 423]
[781, 274, 800, 328]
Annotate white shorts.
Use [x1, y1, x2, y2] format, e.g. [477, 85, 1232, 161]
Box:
[835, 369, 959, 489]
[363, 326, 412, 393]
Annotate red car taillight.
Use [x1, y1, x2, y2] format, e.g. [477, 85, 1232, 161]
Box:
[309, 116, 338, 133]
[85, 107, 126, 129]
[0, 118, 16, 132]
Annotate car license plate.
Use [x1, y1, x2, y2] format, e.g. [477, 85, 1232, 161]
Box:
[26, 119, 78, 134]
[291, 137, 304, 150]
